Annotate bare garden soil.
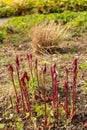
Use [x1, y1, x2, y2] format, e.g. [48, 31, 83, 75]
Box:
[0, 34, 87, 130]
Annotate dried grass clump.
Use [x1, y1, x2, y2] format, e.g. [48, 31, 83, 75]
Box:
[30, 21, 68, 52]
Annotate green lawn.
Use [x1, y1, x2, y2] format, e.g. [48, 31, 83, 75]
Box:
[0, 11, 87, 45]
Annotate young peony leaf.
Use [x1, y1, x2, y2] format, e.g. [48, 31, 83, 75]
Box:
[25, 112, 30, 119]
[31, 117, 37, 123]
[16, 122, 23, 130]
[0, 123, 5, 129]
[9, 113, 14, 119]
[35, 104, 44, 117]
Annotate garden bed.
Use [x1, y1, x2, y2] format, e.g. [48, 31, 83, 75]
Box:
[0, 33, 87, 129]
[0, 1, 87, 129]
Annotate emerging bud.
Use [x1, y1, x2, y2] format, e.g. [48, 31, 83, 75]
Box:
[15, 55, 20, 69]
[73, 58, 77, 73]
[29, 54, 32, 60]
[41, 64, 46, 74]
[64, 81, 68, 90]
[8, 64, 13, 73]
[27, 54, 29, 61]
[21, 72, 30, 82]
[52, 63, 56, 68]
[35, 59, 38, 70]
[50, 63, 56, 77]
[8, 64, 14, 78]
[65, 67, 68, 75]
[27, 54, 32, 61]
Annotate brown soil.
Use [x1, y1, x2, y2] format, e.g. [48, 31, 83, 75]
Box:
[0, 34, 87, 130]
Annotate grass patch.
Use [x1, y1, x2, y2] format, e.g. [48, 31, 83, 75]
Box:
[81, 82, 87, 94]
[0, 11, 87, 46]
[30, 22, 68, 52]
[79, 62, 87, 69]
[0, 53, 6, 57]
[0, 57, 13, 66]
[61, 54, 74, 60]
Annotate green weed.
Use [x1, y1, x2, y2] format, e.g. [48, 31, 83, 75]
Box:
[79, 62, 87, 69]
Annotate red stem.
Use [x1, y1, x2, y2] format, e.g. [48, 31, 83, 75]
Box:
[27, 54, 33, 79]
[21, 72, 31, 117]
[34, 59, 40, 96]
[50, 64, 56, 108]
[65, 67, 69, 119]
[15, 56, 26, 112]
[64, 81, 68, 119]
[55, 76, 59, 123]
[41, 64, 47, 127]
[8, 65, 19, 113]
[71, 59, 77, 119]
